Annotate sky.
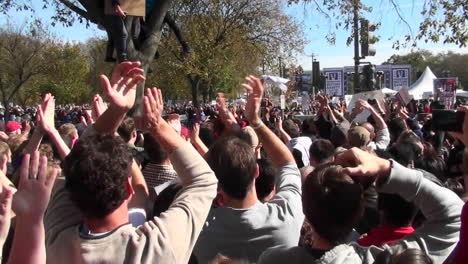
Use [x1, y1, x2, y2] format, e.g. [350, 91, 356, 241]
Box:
[1, 0, 467, 70]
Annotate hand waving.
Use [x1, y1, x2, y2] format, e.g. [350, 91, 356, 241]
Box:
[241, 75, 264, 126]
[12, 151, 58, 220]
[101, 61, 145, 112]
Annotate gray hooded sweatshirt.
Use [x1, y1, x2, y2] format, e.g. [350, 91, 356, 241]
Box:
[258, 161, 463, 264]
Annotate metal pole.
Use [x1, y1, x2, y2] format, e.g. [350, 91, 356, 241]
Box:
[352, 0, 360, 95]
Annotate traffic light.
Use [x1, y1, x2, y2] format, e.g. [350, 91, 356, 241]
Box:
[361, 19, 377, 57]
[312, 61, 320, 87]
[362, 64, 376, 91]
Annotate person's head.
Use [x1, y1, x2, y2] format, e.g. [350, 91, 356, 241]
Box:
[255, 158, 276, 202]
[143, 132, 169, 165]
[58, 123, 78, 148]
[330, 124, 348, 148]
[5, 121, 22, 136]
[6, 134, 27, 158]
[309, 139, 335, 167]
[397, 131, 424, 157]
[283, 119, 301, 138]
[63, 134, 133, 219]
[239, 126, 259, 151]
[388, 143, 417, 168]
[347, 126, 371, 148]
[378, 193, 417, 227]
[118, 117, 137, 144]
[0, 141, 11, 162]
[303, 164, 364, 245]
[301, 118, 317, 136]
[361, 122, 375, 141]
[388, 118, 408, 143]
[206, 137, 257, 200]
[414, 156, 446, 182]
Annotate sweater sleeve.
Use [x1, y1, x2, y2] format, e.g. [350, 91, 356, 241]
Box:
[145, 142, 218, 264]
[377, 161, 463, 259]
[266, 164, 304, 221]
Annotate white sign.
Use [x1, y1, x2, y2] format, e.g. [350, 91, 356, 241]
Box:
[280, 95, 285, 110]
[392, 68, 410, 91]
[325, 70, 344, 96]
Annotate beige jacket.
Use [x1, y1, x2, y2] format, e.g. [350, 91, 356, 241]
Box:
[45, 143, 218, 264]
[104, 0, 145, 16]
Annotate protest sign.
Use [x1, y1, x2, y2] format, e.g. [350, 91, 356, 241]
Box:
[395, 87, 412, 106]
[324, 69, 344, 96]
[434, 78, 458, 109]
[392, 67, 410, 91]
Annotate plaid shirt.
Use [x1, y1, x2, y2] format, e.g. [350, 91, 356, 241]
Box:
[142, 163, 178, 188]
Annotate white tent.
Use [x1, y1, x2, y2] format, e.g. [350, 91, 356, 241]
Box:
[380, 88, 397, 95]
[408, 67, 437, 100]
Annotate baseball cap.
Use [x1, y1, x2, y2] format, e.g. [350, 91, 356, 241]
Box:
[6, 121, 22, 133]
[348, 126, 370, 148]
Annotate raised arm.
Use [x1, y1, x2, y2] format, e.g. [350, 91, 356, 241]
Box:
[242, 76, 295, 167]
[190, 122, 209, 156]
[356, 99, 387, 130]
[217, 92, 241, 136]
[275, 116, 292, 144]
[336, 148, 463, 262]
[10, 152, 58, 264]
[93, 62, 145, 135]
[22, 94, 55, 155]
[37, 95, 70, 160]
[141, 88, 218, 264]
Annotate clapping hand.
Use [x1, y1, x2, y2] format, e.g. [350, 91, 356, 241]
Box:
[241, 76, 264, 127]
[143, 88, 164, 133]
[37, 93, 56, 134]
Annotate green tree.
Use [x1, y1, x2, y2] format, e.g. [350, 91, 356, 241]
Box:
[288, 0, 468, 49]
[156, 0, 305, 104]
[0, 21, 55, 111]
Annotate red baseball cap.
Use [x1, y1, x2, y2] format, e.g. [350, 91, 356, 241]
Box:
[6, 121, 22, 133]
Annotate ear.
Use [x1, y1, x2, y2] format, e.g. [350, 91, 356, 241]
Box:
[132, 130, 137, 139]
[254, 163, 259, 179]
[125, 177, 135, 199]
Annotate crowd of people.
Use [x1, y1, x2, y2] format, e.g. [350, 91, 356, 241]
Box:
[0, 61, 467, 264]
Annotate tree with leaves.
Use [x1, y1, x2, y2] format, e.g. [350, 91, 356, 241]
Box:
[0, 21, 55, 112]
[156, 0, 305, 105]
[288, 0, 468, 49]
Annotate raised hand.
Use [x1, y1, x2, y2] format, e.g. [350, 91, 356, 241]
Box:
[190, 122, 201, 142]
[241, 75, 264, 126]
[217, 93, 238, 127]
[334, 147, 391, 179]
[37, 93, 56, 133]
[12, 151, 58, 220]
[100, 61, 145, 112]
[143, 88, 164, 133]
[167, 114, 182, 135]
[92, 94, 108, 120]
